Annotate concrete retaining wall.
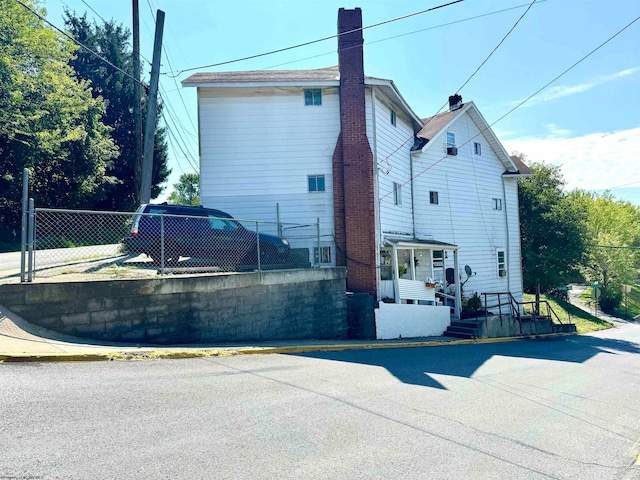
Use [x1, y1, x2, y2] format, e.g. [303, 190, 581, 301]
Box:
[375, 303, 451, 340]
[0, 269, 348, 344]
[477, 314, 553, 338]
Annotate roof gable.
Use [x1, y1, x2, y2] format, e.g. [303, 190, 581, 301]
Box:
[417, 102, 517, 172]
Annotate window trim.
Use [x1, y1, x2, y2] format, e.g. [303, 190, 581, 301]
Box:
[304, 89, 322, 106]
[497, 249, 507, 278]
[429, 191, 439, 205]
[393, 182, 402, 206]
[474, 142, 482, 155]
[308, 174, 326, 193]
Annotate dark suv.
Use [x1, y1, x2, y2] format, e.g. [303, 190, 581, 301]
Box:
[122, 204, 290, 268]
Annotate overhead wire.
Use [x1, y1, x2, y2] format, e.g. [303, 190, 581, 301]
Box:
[379, 15, 640, 203]
[163, 0, 466, 78]
[159, 89, 199, 171]
[15, 0, 147, 89]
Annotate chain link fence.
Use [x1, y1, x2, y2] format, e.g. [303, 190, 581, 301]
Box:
[27, 208, 322, 280]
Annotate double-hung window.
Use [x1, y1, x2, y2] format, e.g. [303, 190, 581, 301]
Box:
[304, 89, 322, 106]
[446, 132, 456, 148]
[497, 249, 507, 277]
[393, 182, 402, 206]
[429, 191, 439, 205]
[492, 198, 502, 210]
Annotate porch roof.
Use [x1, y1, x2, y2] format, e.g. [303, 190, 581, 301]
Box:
[384, 237, 458, 251]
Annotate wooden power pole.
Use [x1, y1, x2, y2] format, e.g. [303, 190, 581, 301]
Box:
[140, 9, 165, 204]
[132, 0, 142, 205]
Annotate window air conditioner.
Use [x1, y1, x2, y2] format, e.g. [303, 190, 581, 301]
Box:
[447, 146, 458, 156]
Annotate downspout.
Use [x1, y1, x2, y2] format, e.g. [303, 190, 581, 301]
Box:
[410, 150, 416, 239]
[501, 176, 511, 294]
[371, 87, 381, 300]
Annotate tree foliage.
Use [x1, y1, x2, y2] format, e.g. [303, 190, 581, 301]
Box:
[168, 173, 199, 206]
[0, 0, 117, 250]
[516, 154, 589, 293]
[64, 11, 170, 211]
[572, 191, 640, 312]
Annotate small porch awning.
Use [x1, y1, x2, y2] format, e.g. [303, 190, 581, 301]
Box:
[384, 238, 458, 251]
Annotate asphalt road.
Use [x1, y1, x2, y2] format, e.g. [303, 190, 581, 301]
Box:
[2, 325, 640, 480]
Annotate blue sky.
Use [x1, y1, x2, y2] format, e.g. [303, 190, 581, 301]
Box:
[44, 0, 640, 204]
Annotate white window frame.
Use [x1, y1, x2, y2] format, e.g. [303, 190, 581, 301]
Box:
[314, 246, 332, 265]
[446, 131, 456, 148]
[304, 89, 322, 106]
[474, 142, 482, 155]
[492, 198, 502, 210]
[308, 174, 325, 193]
[393, 182, 402, 206]
[429, 191, 439, 205]
[497, 249, 507, 278]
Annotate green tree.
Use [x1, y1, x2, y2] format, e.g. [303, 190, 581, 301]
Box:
[64, 12, 170, 211]
[574, 191, 640, 312]
[0, 0, 117, 251]
[517, 155, 589, 299]
[168, 173, 200, 206]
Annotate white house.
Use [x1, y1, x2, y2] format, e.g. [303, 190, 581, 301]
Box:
[182, 8, 532, 339]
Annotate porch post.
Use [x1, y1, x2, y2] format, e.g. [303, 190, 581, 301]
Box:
[392, 244, 400, 304]
[453, 249, 461, 319]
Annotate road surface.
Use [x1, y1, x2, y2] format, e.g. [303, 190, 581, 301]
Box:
[1, 324, 639, 479]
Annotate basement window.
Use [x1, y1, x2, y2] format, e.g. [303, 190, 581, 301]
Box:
[314, 246, 332, 265]
[304, 89, 322, 106]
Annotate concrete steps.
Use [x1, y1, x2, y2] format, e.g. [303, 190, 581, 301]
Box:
[444, 321, 482, 340]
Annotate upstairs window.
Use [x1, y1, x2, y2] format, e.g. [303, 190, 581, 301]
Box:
[430, 191, 439, 205]
[446, 132, 456, 148]
[497, 249, 507, 277]
[390, 110, 397, 126]
[492, 198, 502, 210]
[474, 142, 482, 155]
[308, 175, 325, 192]
[304, 89, 322, 106]
[393, 182, 402, 206]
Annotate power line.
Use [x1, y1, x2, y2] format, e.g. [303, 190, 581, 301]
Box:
[379, 15, 640, 202]
[159, 90, 199, 171]
[15, 0, 146, 89]
[381, 0, 538, 168]
[262, 0, 547, 71]
[164, 0, 466, 77]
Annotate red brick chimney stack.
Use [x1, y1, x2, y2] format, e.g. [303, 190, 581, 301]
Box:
[332, 8, 377, 296]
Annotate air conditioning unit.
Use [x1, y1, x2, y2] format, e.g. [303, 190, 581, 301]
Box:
[447, 146, 458, 156]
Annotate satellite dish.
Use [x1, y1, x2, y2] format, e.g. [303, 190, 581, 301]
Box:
[465, 265, 473, 277]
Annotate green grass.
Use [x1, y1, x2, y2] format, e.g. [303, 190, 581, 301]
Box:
[522, 293, 613, 334]
[613, 284, 640, 320]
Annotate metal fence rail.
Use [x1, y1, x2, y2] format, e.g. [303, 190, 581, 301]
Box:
[26, 208, 322, 280]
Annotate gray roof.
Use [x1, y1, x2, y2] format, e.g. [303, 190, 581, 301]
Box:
[182, 65, 390, 85]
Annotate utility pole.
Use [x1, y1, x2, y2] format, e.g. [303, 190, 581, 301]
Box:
[140, 9, 165, 204]
[132, 0, 142, 205]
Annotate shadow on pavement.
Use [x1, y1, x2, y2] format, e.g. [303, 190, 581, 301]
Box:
[293, 334, 640, 390]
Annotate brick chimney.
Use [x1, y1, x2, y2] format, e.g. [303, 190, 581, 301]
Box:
[332, 8, 377, 296]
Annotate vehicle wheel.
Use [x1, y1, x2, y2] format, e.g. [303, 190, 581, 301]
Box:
[149, 241, 181, 266]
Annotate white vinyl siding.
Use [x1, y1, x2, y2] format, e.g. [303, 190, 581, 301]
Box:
[413, 110, 515, 297]
[372, 90, 414, 239]
[198, 87, 339, 265]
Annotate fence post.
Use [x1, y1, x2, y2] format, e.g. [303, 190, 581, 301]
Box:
[160, 214, 165, 275]
[316, 217, 320, 267]
[27, 198, 35, 282]
[20, 168, 28, 282]
[256, 221, 261, 271]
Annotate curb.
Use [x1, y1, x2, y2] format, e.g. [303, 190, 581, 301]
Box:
[0, 332, 577, 363]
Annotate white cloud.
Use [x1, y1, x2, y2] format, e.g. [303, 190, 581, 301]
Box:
[508, 67, 639, 107]
[503, 126, 640, 191]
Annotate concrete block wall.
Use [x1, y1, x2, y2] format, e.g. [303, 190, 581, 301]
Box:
[0, 268, 348, 345]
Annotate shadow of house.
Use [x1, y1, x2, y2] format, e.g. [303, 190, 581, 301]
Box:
[293, 335, 640, 390]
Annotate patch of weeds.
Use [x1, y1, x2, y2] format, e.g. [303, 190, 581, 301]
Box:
[523, 293, 612, 334]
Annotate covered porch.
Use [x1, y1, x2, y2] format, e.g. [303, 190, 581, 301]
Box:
[376, 238, 462, 340]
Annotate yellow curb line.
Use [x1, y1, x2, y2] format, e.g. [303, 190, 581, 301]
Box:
[0, 332, 577, 363]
